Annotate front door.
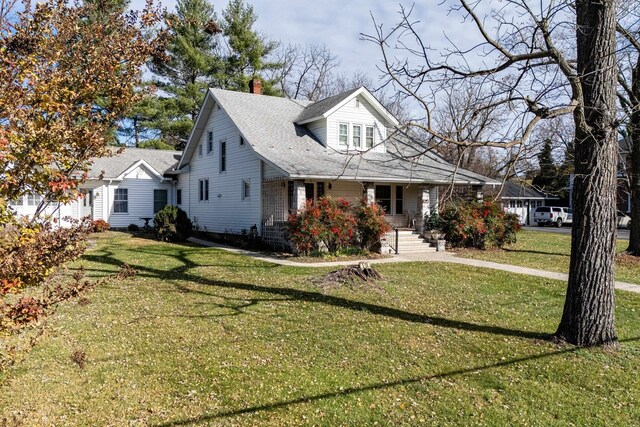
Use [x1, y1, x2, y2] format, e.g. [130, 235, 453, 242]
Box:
[80, 189, 93, 219]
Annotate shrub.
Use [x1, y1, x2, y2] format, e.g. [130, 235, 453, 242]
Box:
[154, 205, 192, 242]
[424, 212, 443, 232]
[127, 223, 140, 232]
[288, 196, 391, 255]
[440, 201, 520, 249]
[91, 219, 109, 232]
[353, 198, 391, 251]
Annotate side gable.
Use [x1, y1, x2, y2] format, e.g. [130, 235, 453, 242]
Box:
[177, 90, 216, 169]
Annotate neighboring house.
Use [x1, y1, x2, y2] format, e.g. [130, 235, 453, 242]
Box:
[10, 148, 180, 228]
[173, 83, 497, 247]
[494, 181, 558, 225]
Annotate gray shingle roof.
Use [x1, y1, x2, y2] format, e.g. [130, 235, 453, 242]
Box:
[498, 181, 549, 199]
[210, 88, 496, 185]
[294, 88, 359, 123]
[88, 147, 181, 179]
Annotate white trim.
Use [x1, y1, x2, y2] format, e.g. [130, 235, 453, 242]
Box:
[114, 160, 164, 181]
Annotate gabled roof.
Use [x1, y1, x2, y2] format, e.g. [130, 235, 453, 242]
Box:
[295, 86, 399, 126]
[88, 147, 181, 179]
[498, 181, 556, 199]
[178, 88, 496, 185]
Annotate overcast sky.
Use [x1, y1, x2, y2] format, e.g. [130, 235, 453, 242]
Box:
[128, 0, 487, 87]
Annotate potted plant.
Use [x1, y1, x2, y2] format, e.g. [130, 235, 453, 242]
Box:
[424, 212, 445, 241]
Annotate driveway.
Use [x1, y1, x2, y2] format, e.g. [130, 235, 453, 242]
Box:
[522, 225, 630, 240]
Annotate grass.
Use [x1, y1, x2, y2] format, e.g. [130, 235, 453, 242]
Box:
[1, 231, 639, 426]
[457, 229, 640, 284]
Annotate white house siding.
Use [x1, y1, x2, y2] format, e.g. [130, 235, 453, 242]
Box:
[175, 178, 190, 217]
[325, 95, 389, 152]
[186, 104, 262, 234]
[93, 184, 105, 221]
[104, 166, 174, 228]
[262, 160, 286, 180]
[306, 118, 327, 146]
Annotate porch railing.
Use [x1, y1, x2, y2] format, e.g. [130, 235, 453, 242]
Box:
[386, 227, 399, 254]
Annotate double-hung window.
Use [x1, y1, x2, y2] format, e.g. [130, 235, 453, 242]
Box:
[352, 125, 362, 148]
[27, 194, 42, 206]
[199, 179, 209, 201]
[220, 140, 226, 172]
[242, 180, 250, 199]
[207, 131, 213, 154]
[365, 126, 374, 148]
[176, 189, 182, 205]
[375, 185, 391, 214]
[154, 189, 168, 213]
[338, 123, 348, 146]
[198, 144, 203, 157]
[114, 189, 128, 213]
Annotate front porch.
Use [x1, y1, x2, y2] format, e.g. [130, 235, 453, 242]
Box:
[260, 178, 483, 250]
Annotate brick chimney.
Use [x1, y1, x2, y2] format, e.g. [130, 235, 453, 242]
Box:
[249, 78, 262, 95]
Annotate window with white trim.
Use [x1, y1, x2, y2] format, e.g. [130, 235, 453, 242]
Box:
[365, 126, 374, 148]
[242, 180, 250, 199]
[199, 179, 209, 201]
[352, 124, 362, 148]
[338, 123, 348, 146]
[8, 196, 23, 206]
[198, 144, 203, 157]
[176, 189, 182, 205]
[220, 140, 226, 172]
[27, 194, 42, 206]
[113, 189, 128, 213]
[207, 131, 213, 154]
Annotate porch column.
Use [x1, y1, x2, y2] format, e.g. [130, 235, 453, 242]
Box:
[363, 182, 375, 204]
[472, 185, 484, 203]
[429, 186, 439, 214]
[416, 184, 431, 234]
[292, 180, 306, 214]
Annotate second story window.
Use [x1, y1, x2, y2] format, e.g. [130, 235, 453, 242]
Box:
[198, 144, 203, 157]
[339, 123, 348, 146]
[207, 131, 213, 154]
[199, 179, 209, 201]
[352, 125, 362, 148]
[365, 126, 374, 148]
[220, 140, 226, 172]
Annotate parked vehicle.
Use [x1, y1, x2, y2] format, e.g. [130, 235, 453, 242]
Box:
[533, 206, 573, 227]
[618, 211, 631, 229]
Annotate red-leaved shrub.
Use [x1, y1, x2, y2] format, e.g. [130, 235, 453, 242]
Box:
[439, 201, 520, 249]
[91, 219, 110, 232]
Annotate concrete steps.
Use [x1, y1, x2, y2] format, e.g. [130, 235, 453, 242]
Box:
[389, 230, 437, 254]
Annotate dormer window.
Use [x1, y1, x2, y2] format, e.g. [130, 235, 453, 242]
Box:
[352, 125, 362, 148]
[365, 126, 374, 148]
[339, 123, 348, 146]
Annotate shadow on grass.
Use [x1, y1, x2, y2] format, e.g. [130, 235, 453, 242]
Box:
[81, 248, 549, 341]
[502, 248, 569, 257]
[153, 336, 640, 426]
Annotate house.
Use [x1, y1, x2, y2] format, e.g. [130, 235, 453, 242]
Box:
[173, 82, 497, 248]
[10, 148, 180, 228]
[493, 181, 558, 225]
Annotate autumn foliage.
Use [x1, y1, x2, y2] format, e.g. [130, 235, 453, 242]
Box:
[439, 201, 520, 249]
[288, 197, 391, 255]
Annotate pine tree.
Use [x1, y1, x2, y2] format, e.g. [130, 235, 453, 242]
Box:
[532, 139, 558, 190]
[220, 0, 280, 94]
[143, 0, 223, 149]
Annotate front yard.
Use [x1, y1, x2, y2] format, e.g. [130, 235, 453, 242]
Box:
[1, 232, 640, 426]
[457, 230, 640, 284]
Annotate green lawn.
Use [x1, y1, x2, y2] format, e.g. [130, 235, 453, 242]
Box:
[2, 232, 640, 426]
[457, 230, 640, 284]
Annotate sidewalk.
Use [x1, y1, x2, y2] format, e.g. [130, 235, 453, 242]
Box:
[188, 237, 640, 294]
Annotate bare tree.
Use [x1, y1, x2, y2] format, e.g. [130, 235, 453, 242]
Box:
[616, 2, 640, 255]
[364, 0, 619, 347]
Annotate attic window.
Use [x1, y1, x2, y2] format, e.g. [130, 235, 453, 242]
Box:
[356, 99, 360, 108]
[338, 123, 348, 146]
[240, 135, 245, 146]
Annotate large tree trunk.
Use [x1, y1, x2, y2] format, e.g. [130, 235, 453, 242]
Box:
[627, 58, 640, 255]
[555, 0, 618, 347]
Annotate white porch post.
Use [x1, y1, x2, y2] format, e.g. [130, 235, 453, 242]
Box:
[472, 185, 484, 203]
[429, 186, 439, 214]
[292, 180, 306, 213]
[416, 184, 431, 234]
[363, 182, 375, 204]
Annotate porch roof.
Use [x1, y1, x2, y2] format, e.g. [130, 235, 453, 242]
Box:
[210, 88, 498, 186]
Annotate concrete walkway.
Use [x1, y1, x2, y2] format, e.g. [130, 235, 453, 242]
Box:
[188, 237, 640, 294]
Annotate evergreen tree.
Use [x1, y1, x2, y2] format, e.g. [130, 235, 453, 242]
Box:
[143, 0, 223, 149]
[532, 139, 558, 191]
[220, 0, 280, 94]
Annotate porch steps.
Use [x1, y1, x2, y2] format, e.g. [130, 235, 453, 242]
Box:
[393, 230, 437, 254]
